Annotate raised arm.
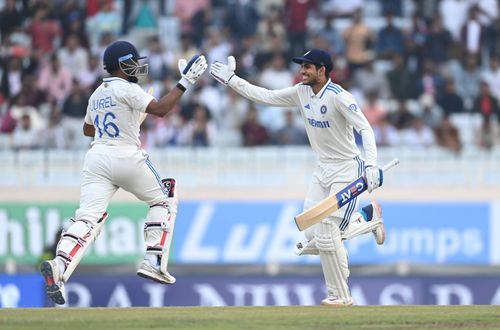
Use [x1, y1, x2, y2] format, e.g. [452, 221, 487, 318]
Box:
[210, 56, 299, 108]
[146, 55, 208, 117]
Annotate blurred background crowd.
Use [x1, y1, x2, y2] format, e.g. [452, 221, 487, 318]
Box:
[0, 0, 499, 153]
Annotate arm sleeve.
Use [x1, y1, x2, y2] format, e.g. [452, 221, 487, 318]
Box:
[123, 83, 156, 113]
[228, 75, 300, 107]
[336, 93, 377, 167]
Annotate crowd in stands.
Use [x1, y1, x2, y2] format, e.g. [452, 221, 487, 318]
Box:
[0, 0, 499, 153]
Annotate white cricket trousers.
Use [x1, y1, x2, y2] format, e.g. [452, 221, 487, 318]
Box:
[303, 156, 365, 241]
[75, 144, 167, 225]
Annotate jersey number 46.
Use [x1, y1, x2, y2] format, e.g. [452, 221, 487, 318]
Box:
[94, 112, 120, 138]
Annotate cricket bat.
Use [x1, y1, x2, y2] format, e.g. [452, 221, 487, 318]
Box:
[294, 158, 400, 231]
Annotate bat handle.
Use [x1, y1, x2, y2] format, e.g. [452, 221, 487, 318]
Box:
[381, 158, 400, 172]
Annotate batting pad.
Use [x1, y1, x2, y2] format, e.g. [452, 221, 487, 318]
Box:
[315, 222, 351, 300]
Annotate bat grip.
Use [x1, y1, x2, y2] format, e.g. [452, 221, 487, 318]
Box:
[381, 158, 400, 172]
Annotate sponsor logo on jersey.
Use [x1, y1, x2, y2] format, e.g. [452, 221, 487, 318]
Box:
[307, 117, 330, 128]
[320, 105, 327, 114]
[349, 104, 358, 112]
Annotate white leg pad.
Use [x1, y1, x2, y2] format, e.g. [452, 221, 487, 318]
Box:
[315, 221, 351, 300]
[59, 213, 108, 282]
[144, 205, 176, 274]
[342, 212, 382, 241]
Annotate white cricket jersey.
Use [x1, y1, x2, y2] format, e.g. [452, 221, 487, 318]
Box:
[229, 76, 377, 166]
[85, 77, 155, 147]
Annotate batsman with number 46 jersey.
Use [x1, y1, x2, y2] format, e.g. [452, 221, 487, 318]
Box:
[211, 49, 385, 306]
[40, 40, 208, 305]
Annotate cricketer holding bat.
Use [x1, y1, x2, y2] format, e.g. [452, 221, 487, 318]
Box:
[211, 49, 384, 306]
[40, 40, 208, 305]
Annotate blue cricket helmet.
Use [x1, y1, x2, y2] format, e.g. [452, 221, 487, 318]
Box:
[103, 40, 148, 79]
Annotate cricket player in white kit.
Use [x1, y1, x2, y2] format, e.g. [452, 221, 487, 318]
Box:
[40, 40, 208, 305]
[211, 49, 385, 306]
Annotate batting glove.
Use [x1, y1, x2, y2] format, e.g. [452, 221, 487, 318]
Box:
[178, 55, 208, 89]
[210, 56, 236, 86]
[364, 166, 384, 193]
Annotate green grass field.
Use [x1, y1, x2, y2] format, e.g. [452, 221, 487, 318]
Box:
[1, 306, 500, 330]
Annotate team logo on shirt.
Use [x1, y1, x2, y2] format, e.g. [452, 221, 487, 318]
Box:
[349, 104, 358, 112]
[320, 105, 327, 114]
[304, 104, 311, 110]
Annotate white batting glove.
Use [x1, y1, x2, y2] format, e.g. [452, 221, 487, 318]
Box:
[210, 56, 236, 86]
[178, 55, 208, 88]
[364, 166, 384, 193]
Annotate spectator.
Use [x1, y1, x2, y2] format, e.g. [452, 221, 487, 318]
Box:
[87, 0, 121, 49]
[434, 114, 462, 153]
[362, 91, 386, 129]
[0, 0, 24, 42]
[387, 100, 416, 130]
[473, 81, 500, 121]
[179, 104, 217, 147]
[41, 106, 65, 149]
[241, 105, 270, 146]
[485, 15, 500, 56]
[373, 115, 399, 147]
[57, 34, 89, 78]
[315, 13, 345, 56]
[439, 0, 470, 42]
[437, 79, 465, 115]
[141, 36, 171, 82]
[343, 9, 375, 72]
[402, 117, 435, 148]
[376, 12, 405, 60]
[60, 80, 91, 149]
[259, 53, 294, 90]
[404, 13, 428, 74]
[175, 0, 210, 34]
[78, 54, 102, 91]
[256, 5, 287, 56]
[460, 5, 484, 60]
[27, 4, 62, 56]
[481, 55, 500, 102]
[353, 59, 390, 99]
[11, 113, 40, 150]
[273, 110, 308, 145]
[285, 0, 318, 57]
[0, 57, 24, 99]
[424, 15, 453, 66]
[226, 0, 260, 44]
[37, 54, 73, 106]
[386, 53, 414, 101]
[414, 58, 444, 99]
[419, 94, 443, 129]
[451, 54, 482, 111]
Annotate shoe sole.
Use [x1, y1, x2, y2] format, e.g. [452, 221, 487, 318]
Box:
[137, 269, 176, 285]
[40, 261, 66, 305]
[372, 202, 385, 245]
[321, 300, 354, 307]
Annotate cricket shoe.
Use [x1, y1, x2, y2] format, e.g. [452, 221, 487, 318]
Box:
[137, 261, 176, 285]
[40, 260, 66, 305]
[371, 201, 385, 245]
[320, 296, 354, 307]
